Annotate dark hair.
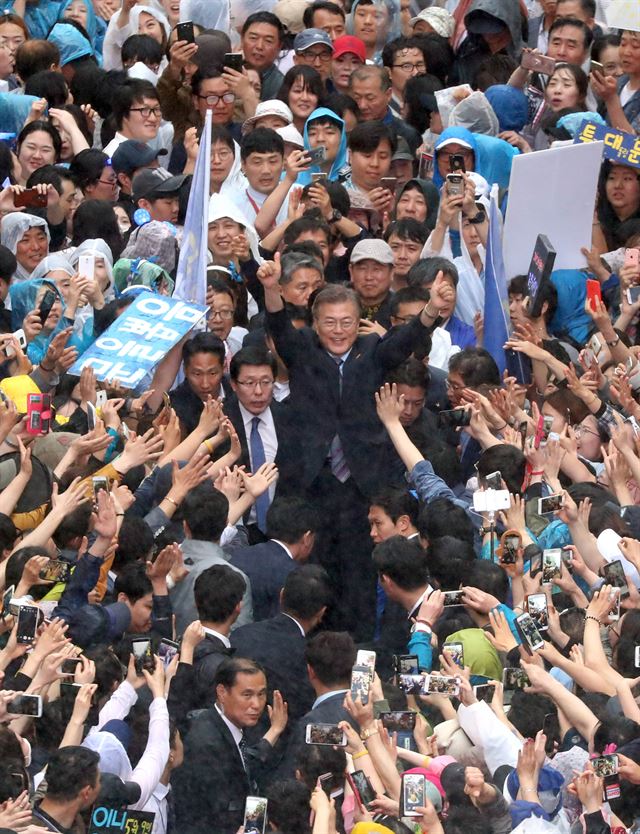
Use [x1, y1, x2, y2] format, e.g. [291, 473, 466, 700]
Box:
[114, 561, 153, 603]
[0, 13, 29, 40]
[241, 126, 284, 161]
[544, 387, 589, 426]
[303, 0, 345, 27]
[311, 283, 360, 318]
[381, 35, 426, 70]
[191, 66, 226, 97]
[195, 564, 246, 621]
[548, 62, 589, 108]
[17, 120, 62, 162]
[68, 148, 110, 192]
[508, 274, 558, 323]
[598, 160, 640, 249]
[473, 52, 518, 91]
[211, 123, 235, 152]
[592, 33, 621, 63]
[323, 92, 360, 124]
[45, 747, 100, 801]
[449, 347, 501, 389]
[182, 331, 225, 367]
[214, 656, 265, 689]
[15, 40, 60, 82]
[114, 517, 155, 569]
[412, 32, 454, 84]
[557, 0, 596, 15]
[429, 538, 475, 589]
[265, 497, 320, 541]
[389, 285, 428, 317]
[385, 357, 429, 392]
[27, 163, 74, 194]
[183, 483, 229, 542]
[52, 504, 93, 549]
[84, 645, 125, 699]
[348, 120, 397, 156]
[241, 11, 284, 39]
[305, 631, 356, 686]
[283, 214, 332, 248]
[548, 16, 593, 51]
[278, 65, 325, 110]
[465, 559, 509, 602]
[508, 691, 556, 742]
[477, 444, 526, 497]
[265, 780, 312, 834]
[71, 200, 124, 260]
[384, 217, 429, 245]
[369, 486, 419, 526]
[230, 344, 277, 381]
[593, 716, 640, 753]
[403, 74, 443, 133]
[409, 255, 458, 288]
[282, 565, 332, 620]
[112, 79, 159, 130]
[24, 70, 69, 108]
[5, 546, 55, 600]
[0, 245, 17, 286]
[372, 535, 429, 590]
[121, 33, 164, 67]
[417, 497, 474, 545]
[296, 743, 347, 791]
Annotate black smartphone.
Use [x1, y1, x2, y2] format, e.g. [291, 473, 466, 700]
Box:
[450, 154, 466, 172]
[350, 770, 376, 806]
[438, 408, 471, 428]
[176, 20, 195, 42]
[132, 638, 155, 675]
[38, 289, 57, 325]
[16, 605, 39, 644]
[394, 654, 419, 675]
[224, 52, 243, 72]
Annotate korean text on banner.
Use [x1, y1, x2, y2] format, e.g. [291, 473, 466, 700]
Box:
[573, 119, 640, 168]
[68, 293, 208, 388]
[89, 806, 155, 833]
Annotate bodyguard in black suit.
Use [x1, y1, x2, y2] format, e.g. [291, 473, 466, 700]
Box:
[256, 262, 453, 638]
[172, 658, 288, 834]
[229, 497, 320, 622]
[230, 565, 331, 724]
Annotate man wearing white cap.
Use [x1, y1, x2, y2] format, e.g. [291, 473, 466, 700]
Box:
[349, 239, 395, 329]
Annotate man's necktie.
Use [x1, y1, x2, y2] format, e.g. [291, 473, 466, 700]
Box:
[238, 733, 249, 772]
[329, 358, 350, 483]
[250, 416, 269, 531]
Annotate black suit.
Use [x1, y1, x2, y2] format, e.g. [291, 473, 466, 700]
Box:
[230, 613, 315, 723]
[173, 706, 275, 834]
[171, 377, 233, 435]
[229, 541, 297, 622]
[223, 395, 287, 475]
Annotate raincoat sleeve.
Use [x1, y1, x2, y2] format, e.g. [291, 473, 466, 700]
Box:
[457, 700, 522, 773]
[130, 697, 171, 810]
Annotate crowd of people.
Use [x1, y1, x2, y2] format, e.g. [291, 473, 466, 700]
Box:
[0, 0, 640, 832]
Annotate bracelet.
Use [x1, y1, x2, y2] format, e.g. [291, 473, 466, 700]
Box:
[423, 755, 431, 767]
[606, 335, 620, 348]
[40, 362, 54, 372]
[360, 727, 379, 741]
[521, 787, 538, 794]
[495, 423, 508, 432]
[203, 438, 215, 454]
[584, 614, 601, 626]
[530, 470, 544, 476]
[116, 513, 124, 517]
[416, 618, 432, 627]
[424, 304, 438, 319]
[165, 496, 179, 508]
[352, 750, 369, 761]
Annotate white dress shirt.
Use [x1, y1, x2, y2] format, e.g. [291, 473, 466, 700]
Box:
[239, 402, 278, 521]
[215, 704, 246, 770]
[202, 626, 231, 648]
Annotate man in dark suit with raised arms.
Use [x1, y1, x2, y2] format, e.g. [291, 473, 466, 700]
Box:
[256, 254, 453, 638]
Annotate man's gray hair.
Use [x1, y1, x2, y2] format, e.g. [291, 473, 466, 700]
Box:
[280, 250, 323, 286]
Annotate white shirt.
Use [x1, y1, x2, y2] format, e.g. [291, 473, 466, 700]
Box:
[282, 611, 305, 636]
[202, 626, 231, 648]
[312, 688, 349, 709]
[143, 783, 170, 834]
[273, 380, 290, 402]
[215, 703, 246, 769]
[239, 402, 278, 521]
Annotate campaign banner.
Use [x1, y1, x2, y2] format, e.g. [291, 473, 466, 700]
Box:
[89, 806, 154, 833]
[69, 293, 208, 388]
[573, 119, 640, 168]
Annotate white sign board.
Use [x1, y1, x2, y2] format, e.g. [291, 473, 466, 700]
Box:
[606, 0, 640, 32]
[503, 140, 604, 279]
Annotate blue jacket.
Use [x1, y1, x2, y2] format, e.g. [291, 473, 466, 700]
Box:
[297, 107, 347, 186]
[433, 126, 519, 193]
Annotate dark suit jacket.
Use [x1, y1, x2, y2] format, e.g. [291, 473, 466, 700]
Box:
[223, 394, 287, 474]
[266, 308, 435, 496]
[173, 705, 274, 834]
[229, 541, 297, 622]
[230, 613, 314, 722]
[170, 376, 233, 435]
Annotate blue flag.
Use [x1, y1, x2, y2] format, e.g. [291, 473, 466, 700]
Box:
[483, 190, 510, 375]
[174, 109, 211, 305]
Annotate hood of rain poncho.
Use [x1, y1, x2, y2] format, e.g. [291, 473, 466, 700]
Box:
[555, 111, 606, 137]
[219, 140, 249, 196]
[113, 257, 175, 296]
[346, 0, 401, 62]
[208, 194, 263, 265]
[83, 730, 133, 781]
[57, 0, 105, 62]
[505, 764, 565, 825]
[121, 221, 178, 276]
[180, 0, 229, 35]
[433, 126, 519, 192]
[449, 91, 499, 137]
[129, 4, 171, 40]
[10, 277, 59, 331]
[30, 253, 75, 283]
[485, 85, 529, 132]
[0, 212, 50, 281]
[444, 628, 502, 682]
[70, 238, 114, 300]
[47, 22, 95, 66]
[464, 0, 523, 56]
[0, 93, 40, 137]
[298, 107, 347, 186]
[549, 269, 591, 345]
[395, 178, 440, 230]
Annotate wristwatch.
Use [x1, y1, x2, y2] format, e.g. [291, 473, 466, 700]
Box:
[606, 335, 620, 347]
[360, 726, 378, 741]
[328, 209, 342, 223]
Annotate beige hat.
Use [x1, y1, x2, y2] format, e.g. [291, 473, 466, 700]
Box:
[276, 123, 304, 147]
[241, 100, 293, 135]
[273, 0, 309, 33]
[410, 7, 455, 38]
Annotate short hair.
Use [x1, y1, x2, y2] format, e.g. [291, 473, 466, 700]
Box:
[121, 33, 164, 67]
[303, 0, 345, 27]
[508, 274, 557, 323]
[214, 656, 265, 689]
[114, 561, 153, 603]
[385, 357, 428, 392]
[323, 92, 360, 123]
[195, 564, 246, 621]
[372, 536, 429, 590]
[369, 487, 419, 526]
[282, 565, 332, 620]
[407, 255, 458, 288]
[17, 120, 61, 161]
[211, 124, 235, 151]
[5, 546, 54, 600]
[449, 347, 501, 389]
[348, 120, 397, 156]
[548, 16, 593, 51]
[241, 11, 285, 40]
[68, 148, 110, 192]
[544, 387, 589, 425]
[26, 163, 74, 194]
[557, 0, 596, 15]
[381, 36, 426, 70]
[548, 62, 589, 107]
[45, 747, 100, 801]
[280, 250, 323, 286]
[384, 218, 429, 245]
[311, 284, 360, 319]
[283, 215, 332, 247]
[15, 39, 60, 82]
[304, 631, 356, 686]
[265, 497, 320, 542]
[0, 245, 16, 284]
[114, 516, 154, 569]
[389, 285, 428, 317]
[240, 127, 284, 161]
[24, 70, 68, 108]
[349, 64, 391, 92]
[182, 331, 225, 367]
[265, 780, 312, 834]
[417, 497, 474, 544]
[112, 79, 159, 130]
[465, 559, 509, 602]
[191, 67, 225, 97]
[230, 344, 277, 381]
[182, 483, 229, 542]
[592, 33, 620, 64]
[476, 444, 526, 497]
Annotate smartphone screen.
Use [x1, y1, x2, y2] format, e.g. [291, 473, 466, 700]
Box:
[502, 667, 530, 690]
[305, 724, 346, 746]
[542, 548, 562, 583]
[158, 639, 179, 670]
[379, 711, 417, 732]
[39, 560, 71, 583]
[401, 772, 426, 817]
[243, 797, 267, 834]
[526, 593, 548, 630]
[516, 613, 545, 651]
[351, 770, 376, 806]
[442, 641, 464, 668]
[17, 606, 38, 644]
[537, 493, 564, 515]
[602, 560, 630, 598]
[473, 683, 496, 703]
[7, 694, 42, 716]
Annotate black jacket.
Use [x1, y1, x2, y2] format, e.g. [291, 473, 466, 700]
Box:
[229, 543, 297, 623]
[170, 377, 232, 435]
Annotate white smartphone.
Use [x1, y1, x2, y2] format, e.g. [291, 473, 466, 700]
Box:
[87, 401, 97, 431]
[95, 390, 107, 408]
[7, 693, 42, 717]
[78, 253, 95, 281]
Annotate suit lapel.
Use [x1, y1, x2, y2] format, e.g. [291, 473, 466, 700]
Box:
[211, 707, 250, 784]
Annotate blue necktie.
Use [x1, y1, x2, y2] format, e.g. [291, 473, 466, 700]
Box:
[329, 358, 350, 483]
[250, 416, 269, 531]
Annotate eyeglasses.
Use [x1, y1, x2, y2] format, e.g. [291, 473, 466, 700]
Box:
[211, 149, 233, 161]
[129, 106, 162, 118]
[99, 178, 118, 187]
[319, 318, 357, 330]
[209, 309, 234, 320]
[574, 424, 600, 439]
[392, 314, 417, 324]
[393, 61, 426, 72]
[445, 378, 466, 392]
[197, 93, 235, 106]
[235, 379, 275, 389]
[299, 49, 332, 63]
